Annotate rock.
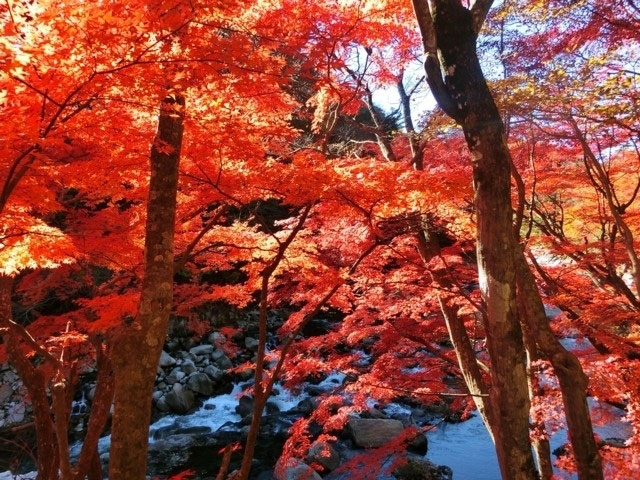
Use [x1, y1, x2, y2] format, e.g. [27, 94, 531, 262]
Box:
[245, 337, 259, 350]
[408, 434, 428, 455]
[204, 365, 223, 382]
[209, 331, 226, 346]
[266, 401, 280, 415]
[165, 384, 195, 413]
[296, 398, 317, 415]
[181, 359, 197, 375]
[236, 395, 254, 417]
[276, 458, 322, 480]
[6, 404, 25, 424]
[348, 417, 404, 448]
[166, 370, 186, 385]
[211, 349, 225, 361]
[0, 383, 13, 403]
[393, 458, 452, 480]
[187, 372, 214, 396]
[156, 397, 170, 412]
[307, 441, 340, 471]
[215, 354, 233, 370]
[152, 391, 164, 402]
[189, 344, 214, 356]
[204, 404, 216, 411]
[87, 385, 97, 401]
[159, 351, 177, 368]
[366, 407, 388, 419]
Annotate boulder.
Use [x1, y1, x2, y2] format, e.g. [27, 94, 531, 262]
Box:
[187, 372, 214, 396]
[208, 331, 226, 346]
[166, 370, 186, 385]
[189, 344, 214, 356]
[276, 458, 322, 480]
[165, 384, 195, 413]
[215, 354, 233, 370]
[181, 359, 197, 375]
[0, 383, 13, 403]
[408, 434, 428, 455]
[236, 395, 254, 417]
[245, 337, 259, 350]
[307, 441, 340, 471]
[348, 417, 404, 448]
[204, 365, 224, 382]
[159, 351, 177, 368]
[393, 458, 453, 480]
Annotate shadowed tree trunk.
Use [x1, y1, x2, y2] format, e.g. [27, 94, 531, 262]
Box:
[411, 1, 535, 477]
[410, 1, 603, 478]
[108, 93, 185, 479]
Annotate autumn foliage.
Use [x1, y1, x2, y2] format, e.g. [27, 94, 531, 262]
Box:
[0, 0, 639, 479]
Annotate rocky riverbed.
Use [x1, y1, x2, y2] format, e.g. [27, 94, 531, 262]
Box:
[0, 308, 456, 479]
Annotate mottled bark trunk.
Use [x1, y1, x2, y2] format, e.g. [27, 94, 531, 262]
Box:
[515, 253, 603, 479]
[411, 1, 536, 477]
[109, 94, 184, 479]
[519, 298, 553, 480]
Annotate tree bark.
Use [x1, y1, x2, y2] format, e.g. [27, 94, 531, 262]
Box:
[108, 93, 185, 479]
[411, 1, 536, 477]
[515, 252, 603, 479]
[397, 74, 424, 169]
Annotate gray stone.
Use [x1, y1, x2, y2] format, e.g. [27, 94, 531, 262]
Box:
[152, 391, 164, 402]
[211, 349, 225, 361]
[348, 417, 404, 448]
[215, 354, 233, 370]
[189, 344, 214, 356]
[165, 384, 195, 413]
[307, 441, 340, 471]
[208, 332, 225, 346]
[204, 365, 223, 382]
[181, 359, 197, 375]
[159, 351, 177, 368]
[235, 395, 254, 417]
[0, 384, 13, 403]
[156, 397, 170, 412]
[187, 373, 214, 396]
[166, 370, 186, 385]
[244, 337, 259, 350]
[276, 458, 321, 480]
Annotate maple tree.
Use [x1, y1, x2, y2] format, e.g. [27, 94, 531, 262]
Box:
[1, 0, 639, 479]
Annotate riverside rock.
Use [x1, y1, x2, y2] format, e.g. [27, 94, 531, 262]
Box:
[159, 351, 177, 368]
[187, 372, 214, 396]
[348, 417, 404, 448]
[307, 441, 340, 471]
[165, 384, 195, 414]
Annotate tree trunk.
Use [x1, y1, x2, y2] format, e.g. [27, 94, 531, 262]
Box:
[0, 275, 59, 480]
[397, 75, 423, 169]
[515, 252, 603, 479]
[108, 93, 185, 479]
[412, 2, 537, 477]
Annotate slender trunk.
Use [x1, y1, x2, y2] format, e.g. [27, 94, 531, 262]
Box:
[570, 118, 640, 301]
[519, 297, 553, 480]
[515, 252, 603, 479]
[397, 76, 423, 169]
[438, 297, 494, 440]
[364, 90, 397, 162]
[0, 275, 59, 480]
[109, 93, 184, 479]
